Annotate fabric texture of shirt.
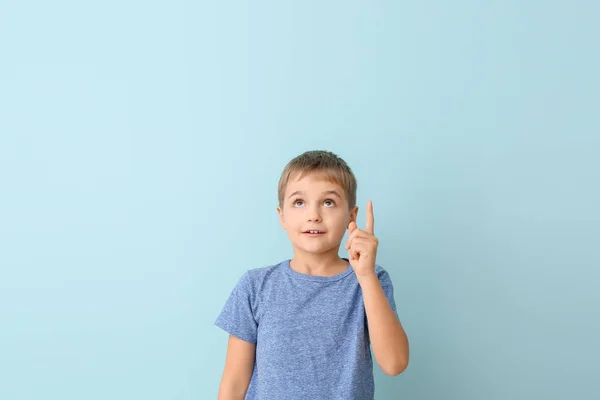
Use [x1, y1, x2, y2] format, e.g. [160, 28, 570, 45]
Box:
[215, 258, 398, 400]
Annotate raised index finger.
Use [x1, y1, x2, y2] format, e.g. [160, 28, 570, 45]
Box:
[366, 200, 374, 234]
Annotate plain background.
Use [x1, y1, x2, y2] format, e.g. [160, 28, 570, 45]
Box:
[1, 1, 599, 399]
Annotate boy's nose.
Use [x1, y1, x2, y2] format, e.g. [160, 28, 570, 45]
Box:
[307, 210, 322, 222]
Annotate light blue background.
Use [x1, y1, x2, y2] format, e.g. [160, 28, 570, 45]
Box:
[1, 1, 599, 399]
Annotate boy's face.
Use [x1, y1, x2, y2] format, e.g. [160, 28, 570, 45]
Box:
[277, 173, 358, 256]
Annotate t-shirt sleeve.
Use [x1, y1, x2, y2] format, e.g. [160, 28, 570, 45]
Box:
[377, 267, 398, 316]
[214, 271, 258, 344]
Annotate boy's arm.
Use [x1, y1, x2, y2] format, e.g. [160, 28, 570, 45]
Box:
[359, 273, 409, 376]
[346, 201, 409, 376]
[218, 334, 256, 399]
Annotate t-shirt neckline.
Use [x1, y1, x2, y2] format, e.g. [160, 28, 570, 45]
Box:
[282, 258, 354, 282]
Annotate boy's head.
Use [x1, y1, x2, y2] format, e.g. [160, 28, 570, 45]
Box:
[276, 150, 359, 256]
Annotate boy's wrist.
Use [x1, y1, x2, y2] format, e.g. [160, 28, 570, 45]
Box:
[356, 270, 378, 286]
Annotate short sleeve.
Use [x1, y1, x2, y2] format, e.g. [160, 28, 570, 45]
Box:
[214, 271, 258, 343]
[377, 267, 398, 316]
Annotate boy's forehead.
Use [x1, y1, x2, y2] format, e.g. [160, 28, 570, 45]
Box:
[285, 174, 343, 194]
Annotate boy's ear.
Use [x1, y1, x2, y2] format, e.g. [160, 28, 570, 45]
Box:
[349, 206, 359, 224]
[276, 206, 285, 230]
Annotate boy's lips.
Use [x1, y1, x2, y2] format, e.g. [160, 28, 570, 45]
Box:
[303, 230, 326, 236]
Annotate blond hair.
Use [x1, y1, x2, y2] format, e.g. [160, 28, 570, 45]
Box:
[278, 150, 357, 209]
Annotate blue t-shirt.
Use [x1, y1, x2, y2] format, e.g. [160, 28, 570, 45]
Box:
[215, 259, 398, 400]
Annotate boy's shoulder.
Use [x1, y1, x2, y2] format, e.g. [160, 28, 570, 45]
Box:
[373, 263, 395, 286]
[245, 259, 287, 277]
[374, 263, 392, 276]
[235, 259, 288, 289]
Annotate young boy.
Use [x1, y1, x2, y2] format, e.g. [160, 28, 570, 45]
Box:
[215, 150, 409, 399]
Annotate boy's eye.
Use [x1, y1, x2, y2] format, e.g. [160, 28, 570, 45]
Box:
[292, 199, 335, 207]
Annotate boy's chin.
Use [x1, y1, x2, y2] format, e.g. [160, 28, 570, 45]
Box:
[295, 244, 341, 255]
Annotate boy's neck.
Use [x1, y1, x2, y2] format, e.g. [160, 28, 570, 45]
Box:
[289, 250, 349, 277]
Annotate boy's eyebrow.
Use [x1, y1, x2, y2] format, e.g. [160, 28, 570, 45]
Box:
[288, 190, 342, 199]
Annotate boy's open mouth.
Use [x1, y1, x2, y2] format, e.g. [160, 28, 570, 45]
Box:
[303, 230, 325, 235]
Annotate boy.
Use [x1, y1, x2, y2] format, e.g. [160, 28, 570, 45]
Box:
[215, 150, 409, 399]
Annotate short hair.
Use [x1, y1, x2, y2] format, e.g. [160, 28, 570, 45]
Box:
[278, 150, 357, 209]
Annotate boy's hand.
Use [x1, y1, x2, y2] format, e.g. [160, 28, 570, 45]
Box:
[345, 200, 378, 278]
